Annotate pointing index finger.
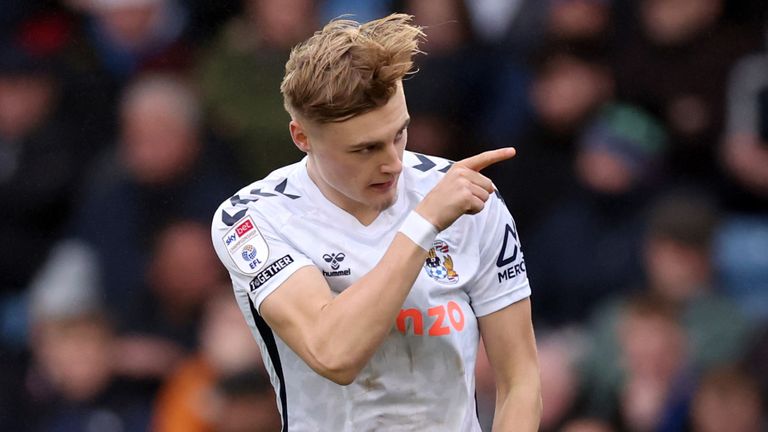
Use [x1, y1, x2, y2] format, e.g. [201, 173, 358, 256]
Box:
[456, 147, 516, 172]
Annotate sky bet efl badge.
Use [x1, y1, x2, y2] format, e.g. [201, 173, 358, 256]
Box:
[223, 215, 269, 274]
[423, 239, 459, 284]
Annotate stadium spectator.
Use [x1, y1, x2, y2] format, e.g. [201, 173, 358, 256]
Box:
[403, 0, 490, 158]
[612, 0, 763, 186]
[208, 369, 282, 432]
[0, 39, 77, 299]
[523, 102, 667, 325]
[25, 243, 152, 431]
[580, 192, 752, 428]
[112, 220, 229, 381]
[197, 0, 315, 179]
[69, 73, 238, 330]
[486, 43, 614, 235]
[688, 365, 764, 432]
[152, 291, 265, 432]
[721, 49, 768, 210]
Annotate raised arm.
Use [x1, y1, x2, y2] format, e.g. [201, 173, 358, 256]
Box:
[259, 148, 516, 385]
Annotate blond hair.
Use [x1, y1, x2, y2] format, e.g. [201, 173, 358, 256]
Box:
[281, 13, 424, 123]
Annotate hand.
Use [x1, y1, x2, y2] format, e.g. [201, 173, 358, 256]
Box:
[416, 147, 516, 231]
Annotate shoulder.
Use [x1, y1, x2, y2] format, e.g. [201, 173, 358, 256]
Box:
[402, 151, 455, 192]
[212, 161, 308, 234]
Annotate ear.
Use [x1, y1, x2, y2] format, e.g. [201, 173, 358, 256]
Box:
[289, 119, 311, 153]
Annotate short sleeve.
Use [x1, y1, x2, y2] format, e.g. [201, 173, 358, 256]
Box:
[466, 192, 531, 317]
[211, 206, 315, 314]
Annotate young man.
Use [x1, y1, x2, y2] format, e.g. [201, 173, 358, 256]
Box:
[211, 13, 541, 431]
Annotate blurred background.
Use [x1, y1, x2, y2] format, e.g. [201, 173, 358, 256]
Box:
[0, 0, 766, 431]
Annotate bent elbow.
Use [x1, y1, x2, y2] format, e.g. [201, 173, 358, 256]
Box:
[313, 353, 363, 386]
[324, 370, 357, 386]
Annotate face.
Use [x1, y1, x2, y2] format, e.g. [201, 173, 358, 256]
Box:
[531, 55, 611, 131]
[291, 83, 410, 224]
[641, 0, 722, 45]
[0, 75, 55, 141]
[121, 90, 199, 184]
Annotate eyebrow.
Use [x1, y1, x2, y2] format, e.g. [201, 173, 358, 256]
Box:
[349, 118, 411, 150]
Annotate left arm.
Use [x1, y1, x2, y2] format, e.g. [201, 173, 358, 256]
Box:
[478, 298, 541, 431]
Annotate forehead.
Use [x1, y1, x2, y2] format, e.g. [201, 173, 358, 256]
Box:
[309, 83, 409, 146]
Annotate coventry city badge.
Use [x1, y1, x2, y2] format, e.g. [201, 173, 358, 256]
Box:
[423, 239, 459, 284]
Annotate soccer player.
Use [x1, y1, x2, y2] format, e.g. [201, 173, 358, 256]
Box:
[211, 13, 541, 431]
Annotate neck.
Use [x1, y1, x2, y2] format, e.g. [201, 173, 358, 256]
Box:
[306, 158, 379, 226]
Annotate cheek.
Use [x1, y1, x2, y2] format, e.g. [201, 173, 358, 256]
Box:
[316, 154, 361, 188]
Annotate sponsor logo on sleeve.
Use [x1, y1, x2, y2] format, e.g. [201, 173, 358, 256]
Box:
[496, 223, 526, 283]
[222, 215, 269, 274]
[250, 255, 294, 291]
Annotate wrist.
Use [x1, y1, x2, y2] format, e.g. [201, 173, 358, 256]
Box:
[398, 210, 439, 251]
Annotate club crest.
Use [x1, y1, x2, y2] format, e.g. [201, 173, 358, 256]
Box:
[423, 239, 459, 284]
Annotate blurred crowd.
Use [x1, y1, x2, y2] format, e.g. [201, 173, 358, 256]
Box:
[0, 0, 766, 431]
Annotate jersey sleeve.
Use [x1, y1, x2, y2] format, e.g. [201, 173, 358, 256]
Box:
[466, 191, 531, 317]
[211, 205, 315, 314]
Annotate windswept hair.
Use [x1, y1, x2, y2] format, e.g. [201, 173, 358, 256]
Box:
[281, 13, 424, 123]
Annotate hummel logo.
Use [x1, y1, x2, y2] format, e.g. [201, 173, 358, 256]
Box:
[322, 252, 346, 270]
[322, 252, 350, 277]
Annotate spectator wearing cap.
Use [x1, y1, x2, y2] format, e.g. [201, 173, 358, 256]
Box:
[21, 240, 152, 431]
[522, 102, 668, 326]
[485, 43, 615, 238]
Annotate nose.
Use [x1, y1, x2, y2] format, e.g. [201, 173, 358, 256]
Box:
[381, 142, 403, 175]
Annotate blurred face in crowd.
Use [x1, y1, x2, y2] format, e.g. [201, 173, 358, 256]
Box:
[149, 221, 224, 313]
[691, 377, 763, 432]
[407, 0, 469, 53]
[93, 0, 164, 49]
[200, 294, 263, 375]
[548, 0, 611, 41]
[291, 82, 409, 224]
[644, 236, 711, 303]
[531, 54, 612, 132]
[538, 339, 580, 430]
[120, 83, 200, 184]
[0, 74, 55, 141]
[619, 309, 686, 431]
[245, 0, 315, 48]
[620, 310, 685, 382]
[34, 316, 113, 401]
[561, 418, 615, 432]
[576, 149, 634, 194]
[640, 0, 722, 45]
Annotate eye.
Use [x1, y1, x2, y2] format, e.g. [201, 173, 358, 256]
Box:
[353, 145, 376, 154]
[395, 128, 406, 141]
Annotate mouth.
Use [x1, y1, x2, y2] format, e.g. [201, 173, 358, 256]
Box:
[369, 178, 396, 191]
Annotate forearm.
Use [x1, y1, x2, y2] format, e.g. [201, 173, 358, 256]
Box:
[310, 233, 428, 380]
[492, 381, 542, 432]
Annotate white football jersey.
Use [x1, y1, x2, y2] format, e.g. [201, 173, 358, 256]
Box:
[211, 151, 531, 432]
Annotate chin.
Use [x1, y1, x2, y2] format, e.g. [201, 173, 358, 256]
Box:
[372, 193, 398, 212]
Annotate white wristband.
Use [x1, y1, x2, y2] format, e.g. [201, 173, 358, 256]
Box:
[398, 211, 439, 251]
